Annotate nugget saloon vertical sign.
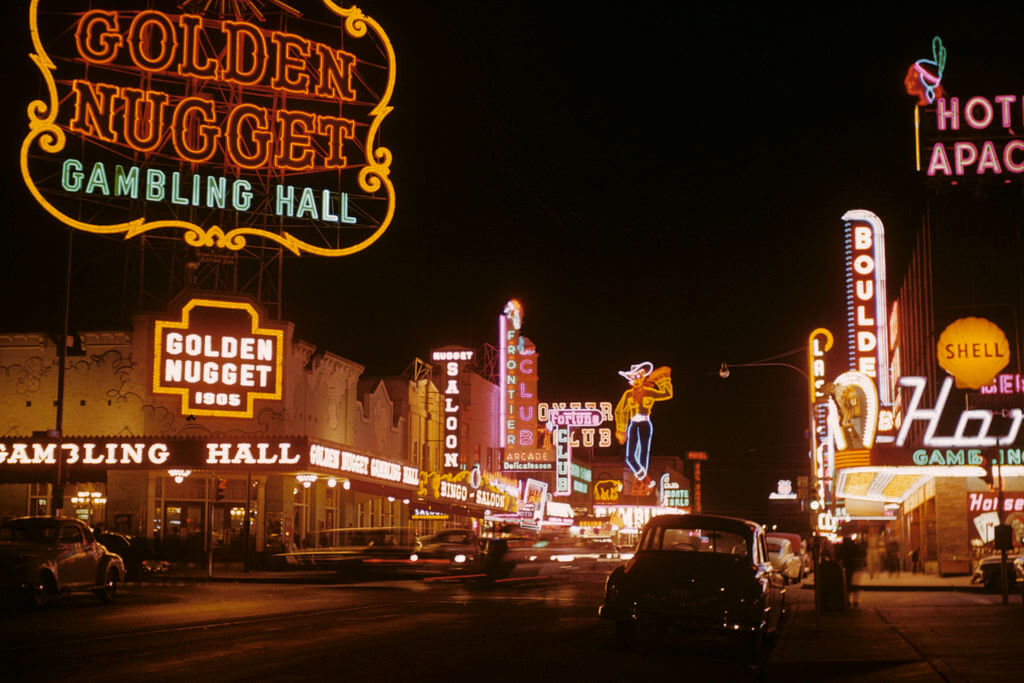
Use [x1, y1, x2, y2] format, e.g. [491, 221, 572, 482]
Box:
[154, 298, 284, 418]
[21, 0, 396, 257]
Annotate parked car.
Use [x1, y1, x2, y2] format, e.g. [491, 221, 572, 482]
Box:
[0, 517, 125, 607]
[765, 536, 803, 584]
[409, 528, 481, 574]
[972, 551, 1024, 592]
[96, 531, 144, 581]
[767, 532, 810, 577]
[599, 514, 786, 662]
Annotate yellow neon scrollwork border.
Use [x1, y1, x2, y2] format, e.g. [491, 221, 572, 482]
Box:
[21, 0, 396, 257]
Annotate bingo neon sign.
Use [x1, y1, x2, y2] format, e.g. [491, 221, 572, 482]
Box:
[21, 1, 395, 256]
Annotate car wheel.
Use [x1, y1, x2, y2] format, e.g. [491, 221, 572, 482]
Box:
[743, 626, 765, 668]
[613, 620, 636, 650]
[97, 567, 118, 604]
[29, 573, 54, 608]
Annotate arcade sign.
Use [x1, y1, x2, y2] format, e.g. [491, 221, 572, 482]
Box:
[22, 1, 396, 256]
[153, 298, 283, 418]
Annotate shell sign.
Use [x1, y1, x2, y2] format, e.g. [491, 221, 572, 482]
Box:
[937, 317, 1010, 389]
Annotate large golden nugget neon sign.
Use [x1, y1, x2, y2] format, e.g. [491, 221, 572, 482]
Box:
[22, 1, 395, 256]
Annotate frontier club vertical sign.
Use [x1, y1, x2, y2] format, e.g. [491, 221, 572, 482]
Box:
[499, 300, 540, 465]
[432, 348, 475, 472]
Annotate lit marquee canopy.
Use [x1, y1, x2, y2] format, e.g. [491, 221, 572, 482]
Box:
[21, 0, 396, 256]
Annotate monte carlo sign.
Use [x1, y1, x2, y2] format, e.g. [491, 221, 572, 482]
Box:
[21, 0, 395, 256]
[154, 298, 284, 418]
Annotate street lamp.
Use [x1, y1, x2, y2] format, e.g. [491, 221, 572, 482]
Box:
[71, 490, 106, 526]
[720, 332, 832, 632]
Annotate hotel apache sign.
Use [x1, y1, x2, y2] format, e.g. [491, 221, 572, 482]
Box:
[153, 298, 284, 418]
[906, 37, 1024, 184]
[21, 0, 396, 256]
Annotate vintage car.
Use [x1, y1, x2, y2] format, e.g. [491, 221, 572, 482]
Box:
[971, 551, 1024, 592]
[767, 531, 810, 577]
[765, 536, 803, 584]
[0, 517, 125, 607]
[409, 528, 482, 574]
[599, 514, 786, 661]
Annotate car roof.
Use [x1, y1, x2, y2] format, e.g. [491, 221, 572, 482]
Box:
[642, 514, 760, 536]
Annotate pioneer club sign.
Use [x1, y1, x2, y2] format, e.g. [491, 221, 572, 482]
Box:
[154, 298, 283, 418]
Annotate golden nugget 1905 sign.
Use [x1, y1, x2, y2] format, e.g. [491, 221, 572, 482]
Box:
[22, 0, 395, 256]
[154, 298, 284, 418]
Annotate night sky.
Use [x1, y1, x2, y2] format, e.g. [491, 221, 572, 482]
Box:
[3, 1, 1023, 522]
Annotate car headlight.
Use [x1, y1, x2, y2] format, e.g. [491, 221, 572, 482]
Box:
[409, 554, 419, 562]
[453, 554, 466, 564]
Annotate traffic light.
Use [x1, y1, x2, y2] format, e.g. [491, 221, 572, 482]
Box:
[215, 477, 227, 501]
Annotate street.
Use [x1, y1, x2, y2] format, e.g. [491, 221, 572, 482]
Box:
[2, 573, 1022, 682]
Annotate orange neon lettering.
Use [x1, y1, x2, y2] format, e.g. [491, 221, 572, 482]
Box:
[127, 11, 178, 72]
[274, 110, 316, 170]
[221, 21, 267, 86]
[224, 104, 273, 168]
[75, 10, 123, 64]
[270, 32, 312, 94]
[178, 14, 218, 79]
[68, 80, 119, 142]
[313, 42, 357, 100]
[171, 97, 219, 163]
[317, 115, 356, 168]
[121, 87, 169, 151]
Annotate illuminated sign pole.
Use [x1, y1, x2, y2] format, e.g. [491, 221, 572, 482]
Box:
[686, 451, 708, 513]
[431, 349, 475, 472]
[499, 300, 538, 460]
[547, 408, 603, 497]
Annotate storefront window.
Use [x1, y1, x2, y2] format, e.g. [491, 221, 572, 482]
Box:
[293, 485, 310, 547]
[28, 482, 49, 516]
[325, 486, 340, 531]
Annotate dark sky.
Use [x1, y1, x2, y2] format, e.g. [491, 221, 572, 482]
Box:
[3, 1, 1022, 522]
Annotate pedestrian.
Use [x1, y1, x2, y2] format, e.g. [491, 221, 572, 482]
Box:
[910, 547, 920, 573]
[837, 535, 864, 607]
[885, 540, 900, 576]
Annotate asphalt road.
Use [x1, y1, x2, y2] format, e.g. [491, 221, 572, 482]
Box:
[1, 573, 1021, 682]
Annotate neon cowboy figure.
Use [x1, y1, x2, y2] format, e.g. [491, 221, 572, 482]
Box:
[614, 362, 673, 483]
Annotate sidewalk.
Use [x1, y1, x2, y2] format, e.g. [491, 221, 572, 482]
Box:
[804, 570, 981, 592]
[766, 599, 930, 680]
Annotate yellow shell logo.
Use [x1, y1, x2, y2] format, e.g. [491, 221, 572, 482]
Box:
[936, 317, 1010, 389]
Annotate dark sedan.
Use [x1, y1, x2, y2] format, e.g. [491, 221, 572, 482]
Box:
[598, 514, 786, 662]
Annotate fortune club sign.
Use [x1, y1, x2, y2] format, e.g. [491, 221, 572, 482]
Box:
[21, 0, 396, 256]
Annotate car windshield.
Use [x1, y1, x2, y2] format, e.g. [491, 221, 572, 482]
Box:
[639, 525, 748, 555]
[0, 519, 60, 544]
